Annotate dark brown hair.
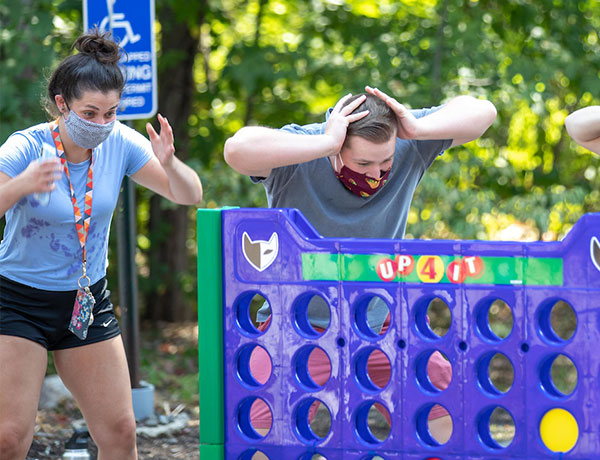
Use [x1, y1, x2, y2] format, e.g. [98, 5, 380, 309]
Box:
[46, 29, 124, 116]
[342, 93, 397, 144]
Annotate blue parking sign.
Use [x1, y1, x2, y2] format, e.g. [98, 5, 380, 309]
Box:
[84, 0, 157, 120]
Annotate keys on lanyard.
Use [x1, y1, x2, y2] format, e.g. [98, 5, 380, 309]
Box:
[68, 270, 96, 340]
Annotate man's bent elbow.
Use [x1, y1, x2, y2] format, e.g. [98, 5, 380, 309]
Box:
[223, 136, 238, 166]
[481, 99, 497, 129]
[224, 132, 248, 173]
[193, 185, 203, 205]
[564, 113, 578, 140]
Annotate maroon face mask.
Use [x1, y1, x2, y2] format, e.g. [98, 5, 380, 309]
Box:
[334, 154, 391, 198]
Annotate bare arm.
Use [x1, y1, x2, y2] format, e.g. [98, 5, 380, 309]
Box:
[131, 114, 203, 205]
[224, 94, 369, 177]
[565, 106, 600, 155]
[0, 159, 62, 219]
[224, 127, 339, 177]
[0, 172, 25, 219]
[131, 155, 203, 205]
[366, 86, 497, 148]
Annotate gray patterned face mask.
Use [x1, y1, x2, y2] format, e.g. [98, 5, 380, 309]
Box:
[64, 105, 115, 149]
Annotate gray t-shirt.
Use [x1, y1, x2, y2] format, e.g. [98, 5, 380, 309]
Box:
[253, 106, 452, 329]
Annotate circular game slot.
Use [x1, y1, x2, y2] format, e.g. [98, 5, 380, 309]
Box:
[415, 350, 452, 394]
[354, 401, 392, 445]
[476, 352, 514, 396]
[298, 454, 328, 460]
[293, 293, 331, 338]
[235, 292, 271, 336]
[354, 347, 392, 392]
[294, 345, 332, 390]
[238, 450, 270, 460]
[238, 396, 272, 440]
[294, 398, 331, 443]
[415, 403, 453, 446]
[477, 406, 515, 449]
[427, 297, 452, 338]
[538, 299, 577, 344]
[354, 294, 391, 340]
[414, 297, 452, 340]
[475, 298, 513, 342]
[539, 408, 579, 453]
[540, 353, 578, 397]
[238, 344, 272, 388]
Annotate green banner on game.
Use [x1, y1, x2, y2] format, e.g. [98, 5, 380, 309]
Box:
[302, 253, 563, 286]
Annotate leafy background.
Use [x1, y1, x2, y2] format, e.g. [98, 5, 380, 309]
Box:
[1, 0, 595, 445]
[2, 1, 598, 322]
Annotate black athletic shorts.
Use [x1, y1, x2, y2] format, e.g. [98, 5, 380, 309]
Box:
[0, 275, 121, 350]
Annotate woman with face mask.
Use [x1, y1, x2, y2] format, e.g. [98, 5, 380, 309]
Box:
[224, 88, 496, 445]
[0, 30, 202, 460]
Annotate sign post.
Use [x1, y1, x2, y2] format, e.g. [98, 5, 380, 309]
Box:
[84, 0, 157, 119]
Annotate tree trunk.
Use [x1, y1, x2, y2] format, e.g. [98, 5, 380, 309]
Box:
[431, 0, 448, 104]
[243, 0, 268, 125]
[145, 1, 205, 323]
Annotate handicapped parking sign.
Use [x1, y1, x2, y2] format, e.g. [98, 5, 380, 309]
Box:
[84, 0, 157, 120]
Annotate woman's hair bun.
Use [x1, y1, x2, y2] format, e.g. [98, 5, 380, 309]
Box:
[73, 28, 121, 65]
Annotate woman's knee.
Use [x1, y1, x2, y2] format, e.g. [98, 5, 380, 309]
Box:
[0, 423, 34, 459]
[92, 412, 137, 450]
[111, 413, 137, 445]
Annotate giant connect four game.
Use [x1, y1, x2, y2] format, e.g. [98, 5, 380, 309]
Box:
[198, 208, 600, 459]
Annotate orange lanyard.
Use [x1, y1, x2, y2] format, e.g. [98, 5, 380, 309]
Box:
[50, 122, 94, 279]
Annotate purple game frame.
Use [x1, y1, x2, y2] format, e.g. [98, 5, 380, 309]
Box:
[218, 208, 600, 459]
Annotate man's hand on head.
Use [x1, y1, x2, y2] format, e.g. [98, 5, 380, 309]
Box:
[365, 86, 420, 140]
[324, 93, 370, 154]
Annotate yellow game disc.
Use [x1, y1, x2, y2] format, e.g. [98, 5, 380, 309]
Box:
[539, 408, 579, 453]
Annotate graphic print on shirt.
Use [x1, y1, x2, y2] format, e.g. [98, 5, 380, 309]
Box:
[21, 218, 50, 238]
[242, 232, 279, 272]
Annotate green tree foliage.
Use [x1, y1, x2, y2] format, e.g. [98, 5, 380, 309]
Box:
[0, 0, 55, 140]
[199, 0, 600, 240]
[1, 0, 599, 320]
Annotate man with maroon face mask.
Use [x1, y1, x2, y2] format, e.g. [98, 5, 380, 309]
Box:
[224, 85, 496, 442]
[225, 86, 496, 240]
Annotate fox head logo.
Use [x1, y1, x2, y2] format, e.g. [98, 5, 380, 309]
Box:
[242, 232, 279, 272]
[591, 237, 600, 273]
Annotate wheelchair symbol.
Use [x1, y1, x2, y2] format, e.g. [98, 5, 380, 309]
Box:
[99, 0, 141, 48]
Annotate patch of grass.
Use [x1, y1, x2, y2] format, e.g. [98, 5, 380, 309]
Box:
[139, 322, 199, 409]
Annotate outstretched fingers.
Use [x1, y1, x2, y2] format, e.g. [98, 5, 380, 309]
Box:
[145, 121, 158, 141]
[157, 113, 174, 145]
[146, 114, 175, 153]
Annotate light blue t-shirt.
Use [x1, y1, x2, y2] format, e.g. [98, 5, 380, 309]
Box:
[0, 121, 153, 290]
